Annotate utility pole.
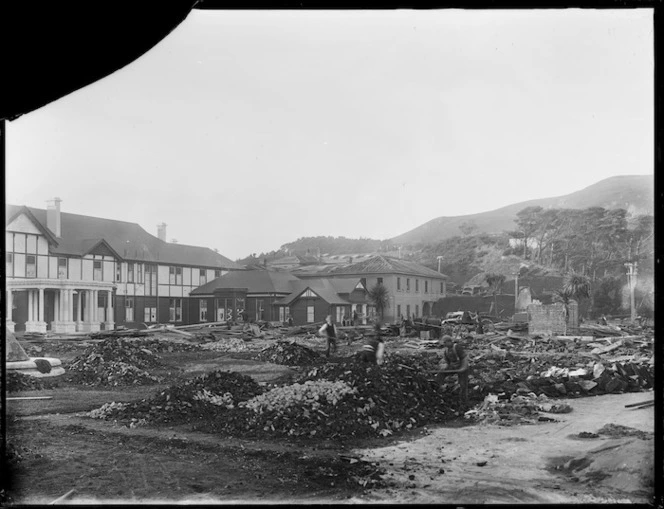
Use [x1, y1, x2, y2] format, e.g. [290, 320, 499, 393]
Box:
[624, 262, 638, 322]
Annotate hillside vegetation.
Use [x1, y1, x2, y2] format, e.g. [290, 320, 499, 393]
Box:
[391, 175, 653, 245]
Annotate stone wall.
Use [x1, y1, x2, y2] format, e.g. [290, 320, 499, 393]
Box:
[527, 301, 578, 336]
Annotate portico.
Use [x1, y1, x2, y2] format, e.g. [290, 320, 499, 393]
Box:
[6, 280, 116, 333]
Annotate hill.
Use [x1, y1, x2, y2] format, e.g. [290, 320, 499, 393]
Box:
[391, 175, 653, 245]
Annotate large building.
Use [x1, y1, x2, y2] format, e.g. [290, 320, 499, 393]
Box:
[5, 199, 242, 333]
[293, 254, 448, 323]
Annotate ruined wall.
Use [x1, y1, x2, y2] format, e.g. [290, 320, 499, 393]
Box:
[528, 301, 578, 336]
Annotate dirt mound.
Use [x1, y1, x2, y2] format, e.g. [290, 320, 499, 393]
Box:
[66, 338, 165, 386]
[549, 436, 654, 495]
[464, 392, 573, 426]
[89, 370, 264, 426]
[6, 372, 46, 392]
[255, 341, 322, 366]
[89, 355, 457, 440]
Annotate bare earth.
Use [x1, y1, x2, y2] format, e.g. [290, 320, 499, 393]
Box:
[352, 391, 655, 504]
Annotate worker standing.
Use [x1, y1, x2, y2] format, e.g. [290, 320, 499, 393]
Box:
[437, 335, 470, 406]
[357, 320, 385, 365]
[319, 315, 338, 357]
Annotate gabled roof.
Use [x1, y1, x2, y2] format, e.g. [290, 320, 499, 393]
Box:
[268, 253, 320, 266]
[5, 204, 241, 269]
[329, 254, 448, 279]
[6, 205, 59, 247]
[191, 269, 301, 296]
[273, 277, 367, 306]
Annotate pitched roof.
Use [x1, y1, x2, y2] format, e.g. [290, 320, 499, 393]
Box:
[191, 269, 301, 295]
[274, 278, 352, 306]
[5, 204, 241, 269]
[329, 255, 448, 279]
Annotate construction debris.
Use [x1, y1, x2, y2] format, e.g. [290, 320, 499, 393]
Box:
[255, 340, 322, 366]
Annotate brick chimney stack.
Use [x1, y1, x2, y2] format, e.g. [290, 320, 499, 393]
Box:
[157, 223, 167, 241]
[46, 197, 62, 237]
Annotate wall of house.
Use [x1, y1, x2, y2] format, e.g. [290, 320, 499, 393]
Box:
[290, 297, 331, 325]
[433, 295, 516, 318]
[527, 301, 579, 336]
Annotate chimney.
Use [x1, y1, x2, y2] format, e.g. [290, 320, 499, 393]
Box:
[46, 197, 62, 237]
[157, 223, 167, 241]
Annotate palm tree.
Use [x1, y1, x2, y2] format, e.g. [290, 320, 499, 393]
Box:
[368, 282, 390, 320]
[554, 273, 591, 333]
[484, 272, 506, 315]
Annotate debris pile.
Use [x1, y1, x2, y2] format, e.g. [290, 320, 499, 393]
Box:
[6, 372, 46, 392]
[88, 370, 264, 426]
[255, 340, 322, 366]
[464, 393, 572, 426]
[89, 355, 455, 439]
[200, 338, 248, 353]
[66, 338, 164, 386]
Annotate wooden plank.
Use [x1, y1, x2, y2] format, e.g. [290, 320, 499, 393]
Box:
[7, 396, 54, 401]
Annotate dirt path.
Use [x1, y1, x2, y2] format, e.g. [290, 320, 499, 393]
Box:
[351, 391, 655, 504]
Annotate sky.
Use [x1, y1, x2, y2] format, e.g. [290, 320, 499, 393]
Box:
[6, 9, 653, 261]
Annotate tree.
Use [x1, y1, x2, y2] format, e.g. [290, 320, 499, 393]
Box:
[514, 206, 544, 259]
[484, 272, 506, 315]
[368, 282, 390, 320]
[459, 220, 479, 236]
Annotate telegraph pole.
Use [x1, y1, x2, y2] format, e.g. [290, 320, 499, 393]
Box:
[624, 262, 638, 322]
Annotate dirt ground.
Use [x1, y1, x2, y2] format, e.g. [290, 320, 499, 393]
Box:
[3, 336, 657, 505]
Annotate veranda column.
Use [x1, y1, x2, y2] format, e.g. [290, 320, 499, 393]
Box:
[76, 291, 82, 330]
[27, 289, 34, 323]
[105, 289, 114, 330]
[6, 290, 15, 332]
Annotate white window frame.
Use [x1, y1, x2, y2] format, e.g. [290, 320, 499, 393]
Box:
[26, 254, 37, 278]
[199, 299, 208, 322]
[125, 297, 134, 322]
[93, 260, 102, 281]
[144, 306, 157, 323]
[170, 298, 182, 322]
[307, 305, 315, 323]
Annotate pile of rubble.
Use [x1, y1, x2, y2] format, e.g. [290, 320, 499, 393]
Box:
[88, 355, 456, 439]
[255, 340, 323, 366]
[6, 372, 47, 392]
[66, 337, 166, 386]
[88, 370, 264, 426]
[464, 392, 572, 426]
[199, 338, 248, 353]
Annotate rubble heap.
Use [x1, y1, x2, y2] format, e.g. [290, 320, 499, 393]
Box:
[89, 355, 456, 439]
[66, 337, 165, 386]
[255, 340, 322, 366]
[6, 372, 46, 392]
[200, 338, 248, 353]
[464, 392, 573, 426]
[89, 370, 264, 426]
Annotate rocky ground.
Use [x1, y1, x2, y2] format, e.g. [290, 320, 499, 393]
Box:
[3, 322, 657, 504]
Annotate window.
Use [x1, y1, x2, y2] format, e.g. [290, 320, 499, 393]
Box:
[169, 266, 183, 285]
[377, 277, 383, 285]
[125, 297, 134, 322]
[199, 269, 207, 286]
[26, 255, 37, 278]
[397, 304, 401, 318]
[307, 305, 315, 323]
[199, 299, 208, 321]
[406, 278, 411, 292]
[256, 299, 264, 321]
[6, 253, 13, 277]
[144, 306, 157, 323]
[115, 263, 121, 282]
[145, 264, 157, 296]
[415, 279, 419, 292]
[58, 258, 68, 279]
[425, 280, 429, 293]
[415, 304, 419, 317]
[214, 269, 221, 279]
[137, 263, 144, 284]
[93, 260, 102, 281]
[440, 282, 444, 294]
[169, 298, 182, 322]
[127, 263, 134, 283]
[397, 277, 401, 291]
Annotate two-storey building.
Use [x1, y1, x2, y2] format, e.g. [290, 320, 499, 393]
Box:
[5, 198, 241, 333]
